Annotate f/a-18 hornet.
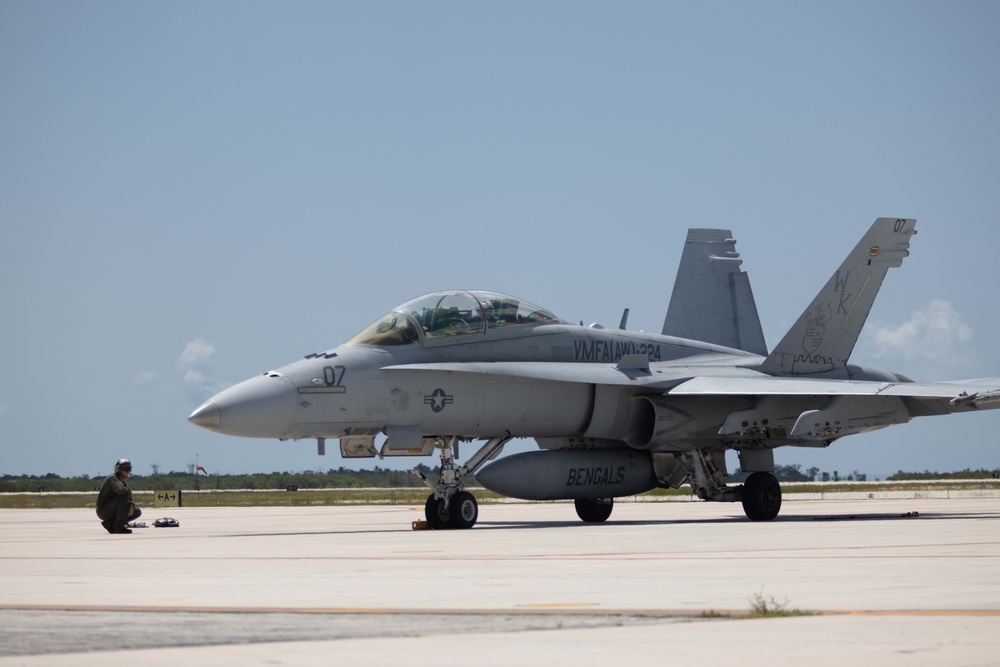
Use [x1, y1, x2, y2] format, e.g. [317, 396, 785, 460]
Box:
[189, 218, 1000, 529]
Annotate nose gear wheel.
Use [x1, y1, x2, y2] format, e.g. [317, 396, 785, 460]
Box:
[424, 494, 451, 529]
[449, 491, 479, 529]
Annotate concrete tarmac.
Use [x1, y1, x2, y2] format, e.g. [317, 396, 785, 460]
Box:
[1, 498, 999, 665]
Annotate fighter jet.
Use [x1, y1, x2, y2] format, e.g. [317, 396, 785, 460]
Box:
[189, 218, 1000, 529]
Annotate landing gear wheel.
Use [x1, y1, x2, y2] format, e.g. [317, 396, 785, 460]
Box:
[574, 497, 614, 523]
[424, 493, 450, 529]
[449, 491, 478, 529]
[741, 472, 782, 521]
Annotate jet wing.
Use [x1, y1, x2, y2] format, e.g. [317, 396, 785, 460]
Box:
[669, 376, 1000, 410]
[382, 362, 1000, 411]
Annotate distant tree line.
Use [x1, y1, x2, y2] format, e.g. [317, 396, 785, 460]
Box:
[887, 468, 1000, 481]
[729, 464, 867, 482]
[730, 465, 1000, 482]
[0, 465, 444, 493]
[4, 464, 999, 494]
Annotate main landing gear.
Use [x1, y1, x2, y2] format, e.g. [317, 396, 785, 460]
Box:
[740, 471, 782, 521]
[416, 435, 511, 530]
[675, 450, 783, 521]
[574, 497, 614, 523]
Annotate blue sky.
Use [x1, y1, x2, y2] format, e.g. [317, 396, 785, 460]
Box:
[2, 1, 999, 479]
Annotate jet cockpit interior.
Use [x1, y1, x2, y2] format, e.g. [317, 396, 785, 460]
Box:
[347, 290, 569, 346]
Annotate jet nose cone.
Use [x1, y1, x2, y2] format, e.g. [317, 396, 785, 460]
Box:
[187, 374, 297, 438]
[188, 402, 222, 431]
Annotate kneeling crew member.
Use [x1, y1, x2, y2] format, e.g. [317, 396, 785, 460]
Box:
[97, 459, 142, 534]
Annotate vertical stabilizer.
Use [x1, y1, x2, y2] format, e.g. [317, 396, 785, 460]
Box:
[662, 229, 768, 356]
[761, 217, 917, 375]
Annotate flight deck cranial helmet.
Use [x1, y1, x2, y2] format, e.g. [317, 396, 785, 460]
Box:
[115, 458, 132, 474]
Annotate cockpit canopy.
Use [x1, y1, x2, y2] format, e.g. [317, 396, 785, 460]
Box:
[347, 290, 569, 346]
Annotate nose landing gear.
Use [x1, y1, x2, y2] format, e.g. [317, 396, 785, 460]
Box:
[424, 490, 479, 529]
[415, 435, 511, 529]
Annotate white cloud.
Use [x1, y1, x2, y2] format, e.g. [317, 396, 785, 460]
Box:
[134, 369, 156, 385]
[184, 369, 208, 386]
[178, 337, 225, 402]
[870, 300, 972, 362]
[179, 338, 216, 366]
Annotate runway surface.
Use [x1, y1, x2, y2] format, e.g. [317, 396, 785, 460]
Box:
[1, 498, 999, 665]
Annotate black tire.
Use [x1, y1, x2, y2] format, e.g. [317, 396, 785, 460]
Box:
[424, 493, 450, 529]
[574, 497, 614, 523]
[741, 472, 782, 521]
[449, 491, 478, 529]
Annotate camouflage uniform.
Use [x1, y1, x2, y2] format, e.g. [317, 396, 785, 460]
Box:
[96, 473, 141, 533]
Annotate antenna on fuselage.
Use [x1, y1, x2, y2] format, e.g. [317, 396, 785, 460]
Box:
[619, 308, 630, 330]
